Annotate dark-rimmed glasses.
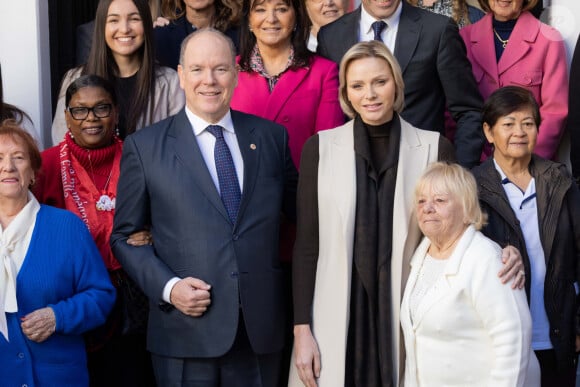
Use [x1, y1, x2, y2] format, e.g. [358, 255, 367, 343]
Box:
[67, 104, 113, 120]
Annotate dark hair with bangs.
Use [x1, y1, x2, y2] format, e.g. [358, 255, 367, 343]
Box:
[482, 86, 541, 129]
[237, 0, 312, 71]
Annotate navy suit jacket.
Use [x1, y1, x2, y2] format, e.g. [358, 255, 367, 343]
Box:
[317, 2, 484, 168]
[111, 109, 297, 358]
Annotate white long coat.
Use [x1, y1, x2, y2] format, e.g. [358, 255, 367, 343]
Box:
[400, 226, 540, 387]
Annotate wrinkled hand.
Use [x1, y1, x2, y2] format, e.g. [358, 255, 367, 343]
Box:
[170, 277, 211, 317]
[21, 307, 56, 343]
[126, 230, 153, 246]
[498, 245, 525, 289]
[153, 16, 170, 28]
[294, 324, 320, 387]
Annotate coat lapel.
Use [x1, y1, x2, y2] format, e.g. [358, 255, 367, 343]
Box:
[338, 9, 361, 57]
[497, 12, 539, 75]
[169, 110, 231, 223]
[231, 110, 259, 227]
[394, 2, 422, 74]
[330, 121, 357, 236]
[410, 226, 477, 328]
[264, 67, 309, 121]
[467, 14, 499, 85]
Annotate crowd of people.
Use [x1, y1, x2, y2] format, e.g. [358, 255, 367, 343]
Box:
[1, 0, 580, 386]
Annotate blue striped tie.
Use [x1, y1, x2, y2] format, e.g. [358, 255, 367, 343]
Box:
[206, 125, 241, 224]
[372, 21, 387, 42]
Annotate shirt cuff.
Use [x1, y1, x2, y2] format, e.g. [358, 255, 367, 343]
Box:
[162, 277, 181, 303]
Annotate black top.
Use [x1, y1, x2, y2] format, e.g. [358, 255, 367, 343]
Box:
[115, 74, 137, 139]
[492, 17, 517, 62]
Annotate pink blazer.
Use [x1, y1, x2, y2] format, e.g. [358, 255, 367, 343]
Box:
[460, 12, 568, 159]
[231, 55, 344, 168]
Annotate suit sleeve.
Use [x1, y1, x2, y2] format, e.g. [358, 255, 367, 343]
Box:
[437, 19, 484, 168]
[314, 59, 345, 132]
[292, 135, 320, 324]
[534, 34, 568, 160]
[281, 123, 298, 221]
[111, 135, 178, 301]
[568, 37, 580, 180]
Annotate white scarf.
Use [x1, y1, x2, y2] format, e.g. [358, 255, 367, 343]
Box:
[0, 192, 39, 341]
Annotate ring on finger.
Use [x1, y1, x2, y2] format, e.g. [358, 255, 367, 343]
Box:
[518, 270, 525, 276]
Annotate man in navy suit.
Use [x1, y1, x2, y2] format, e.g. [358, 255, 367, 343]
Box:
[111, 28, 297, 386]
[317, 0, 484, 168]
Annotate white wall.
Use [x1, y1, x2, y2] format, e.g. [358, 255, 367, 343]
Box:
[0, 1, 51, 149]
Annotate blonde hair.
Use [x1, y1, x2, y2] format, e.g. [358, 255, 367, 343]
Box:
[414, 162, 487, 230]
[338, 41, 405, 118]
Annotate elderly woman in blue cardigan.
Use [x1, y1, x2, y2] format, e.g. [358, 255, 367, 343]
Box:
[0, 122, 115, 386]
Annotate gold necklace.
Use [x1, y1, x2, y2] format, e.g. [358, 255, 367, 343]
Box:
[493, 28, 509, 49]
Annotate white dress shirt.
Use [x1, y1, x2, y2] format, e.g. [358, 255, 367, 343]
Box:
[359, 1, 402, 53]
[162, 108, 244, 303]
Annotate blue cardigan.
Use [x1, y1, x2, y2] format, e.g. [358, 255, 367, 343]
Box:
[0, 205, 116, 386]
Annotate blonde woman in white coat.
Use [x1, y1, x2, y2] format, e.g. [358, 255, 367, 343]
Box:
[400, 162, 540, 387]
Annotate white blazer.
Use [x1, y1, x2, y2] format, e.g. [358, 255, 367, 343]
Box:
[400, 226, 540, 387]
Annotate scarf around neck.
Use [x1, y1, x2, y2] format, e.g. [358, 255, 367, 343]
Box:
[59, 134, 123, 271]
[0, 193, 40, 341]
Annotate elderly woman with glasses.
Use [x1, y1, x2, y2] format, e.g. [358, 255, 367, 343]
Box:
[34, 75, 154, 387]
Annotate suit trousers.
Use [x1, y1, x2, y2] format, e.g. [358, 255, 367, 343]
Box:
[151, 310, 281, 387]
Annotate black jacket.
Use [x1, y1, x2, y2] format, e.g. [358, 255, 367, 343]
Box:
[472, 156, 580, 370]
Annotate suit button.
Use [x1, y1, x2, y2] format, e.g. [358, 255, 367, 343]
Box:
[18, 352, 24, 359]
[233, 234, 239, 241]
[230, 272, 239, 278]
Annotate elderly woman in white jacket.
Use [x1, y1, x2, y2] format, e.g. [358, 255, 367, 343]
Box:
[400, 162, 540, 387]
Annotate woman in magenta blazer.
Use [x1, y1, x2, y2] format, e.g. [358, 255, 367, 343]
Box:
[231, 0, 344, 169]
[460, 0, 568, 160]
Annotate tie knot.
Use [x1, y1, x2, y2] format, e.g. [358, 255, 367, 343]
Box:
[206, 125, 224, 139]
[371, 21, 387, 41]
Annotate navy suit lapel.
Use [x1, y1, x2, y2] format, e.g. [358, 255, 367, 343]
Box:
[169, 110, 231, 223]
[394, 2, 422, 74]
[231, 110, 259, 225]
[342, 9, 362, 55]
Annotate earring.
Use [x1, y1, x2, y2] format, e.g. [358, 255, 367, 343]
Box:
[293, 25, 297, 32]
[115, 127, 120, 137]
[68, 131, 74, 139]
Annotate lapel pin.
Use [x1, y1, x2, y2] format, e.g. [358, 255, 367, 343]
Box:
[250, 143, 257, 150]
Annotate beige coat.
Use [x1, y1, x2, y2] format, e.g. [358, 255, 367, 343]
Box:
[288, 118, 440, 387]
[51, 66, 184, 145]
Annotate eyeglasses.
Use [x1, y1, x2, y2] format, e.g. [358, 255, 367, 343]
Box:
[67, 104, 113, 120]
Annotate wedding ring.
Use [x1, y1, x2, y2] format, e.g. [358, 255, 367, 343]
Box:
[518, 270, 525, 276]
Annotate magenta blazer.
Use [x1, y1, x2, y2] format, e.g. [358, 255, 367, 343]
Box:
[460, 12, 568, 160]
[231, 55, 344, 168]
